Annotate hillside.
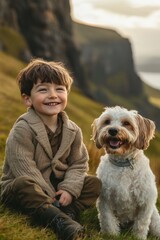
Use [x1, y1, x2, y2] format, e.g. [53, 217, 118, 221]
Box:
[143, 82, 160, 109]
[1, 51, 160, 239]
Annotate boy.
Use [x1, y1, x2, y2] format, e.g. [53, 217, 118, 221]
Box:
[0, 59, 101, 240]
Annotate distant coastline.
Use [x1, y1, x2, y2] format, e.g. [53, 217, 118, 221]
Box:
[139, 72, 160, 90]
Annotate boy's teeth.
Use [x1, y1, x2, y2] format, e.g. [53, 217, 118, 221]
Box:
[47, 103, 58, 106]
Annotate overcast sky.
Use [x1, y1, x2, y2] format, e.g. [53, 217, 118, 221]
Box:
[70, 0, 160, 64]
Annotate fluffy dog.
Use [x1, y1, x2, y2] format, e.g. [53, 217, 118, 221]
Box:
[92, 106, 160, 240]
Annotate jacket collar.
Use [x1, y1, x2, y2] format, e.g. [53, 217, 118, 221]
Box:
[17, 108, 76, 160]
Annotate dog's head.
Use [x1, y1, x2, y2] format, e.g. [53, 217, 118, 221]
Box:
[92, 106, 155, 155]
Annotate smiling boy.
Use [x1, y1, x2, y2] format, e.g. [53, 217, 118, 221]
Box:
[0, 59, 101, 240]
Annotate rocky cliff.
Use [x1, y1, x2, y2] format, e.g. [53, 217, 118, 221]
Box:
[73, 23, 142, 104]
[0, 0, 88, 94]
[0, 0, 142, 99]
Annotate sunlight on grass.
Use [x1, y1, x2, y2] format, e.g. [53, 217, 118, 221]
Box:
[0, 205, 55, 240]
[149, 97, 160, 108]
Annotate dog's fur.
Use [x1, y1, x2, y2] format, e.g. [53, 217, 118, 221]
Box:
[92, 106, 160, 240]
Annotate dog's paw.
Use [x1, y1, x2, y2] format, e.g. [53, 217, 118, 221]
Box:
[134, 233, 147, 240]
[132, 228, 147, 240]
[101, 226, 120, 236]
[132, 220, 149, 240]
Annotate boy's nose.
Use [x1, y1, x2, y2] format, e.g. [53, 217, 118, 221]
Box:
[49, 89, 57, 98]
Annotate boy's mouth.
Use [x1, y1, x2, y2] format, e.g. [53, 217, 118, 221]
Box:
[45, 102, 60, 106]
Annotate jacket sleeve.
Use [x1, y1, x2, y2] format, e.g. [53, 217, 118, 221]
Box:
[5, 121, 55, 198]
[58, 127, 89, 198]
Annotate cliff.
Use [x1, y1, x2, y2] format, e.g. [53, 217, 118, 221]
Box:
[0, 0, 88, 94]
[0, 0, 142, 98]
[73, 23, 142, 104]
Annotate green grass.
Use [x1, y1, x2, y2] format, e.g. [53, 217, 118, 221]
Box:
[143, 82, 160, 108]
[148, 96, 160, 109]
[1, 51, 160, 239]
[0, 27, 28, 60]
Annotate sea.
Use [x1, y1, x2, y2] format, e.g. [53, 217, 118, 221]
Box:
[139, 72, 160, 91]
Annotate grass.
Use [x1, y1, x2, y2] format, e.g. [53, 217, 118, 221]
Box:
[0, 205, 54, 240]
[148, 97, 160, 109]
[143, 82, 160, 108]
[0, 27, 28, 60]
[1, 51, 160, 239]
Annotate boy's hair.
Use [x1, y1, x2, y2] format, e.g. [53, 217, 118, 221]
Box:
[17, 58, 73, 95]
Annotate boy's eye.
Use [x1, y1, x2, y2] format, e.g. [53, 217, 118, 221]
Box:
[56, 87, 66, 91]
[38, 88, 47, 92]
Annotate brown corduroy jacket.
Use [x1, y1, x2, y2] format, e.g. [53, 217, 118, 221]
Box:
[1, 108, 89, 199]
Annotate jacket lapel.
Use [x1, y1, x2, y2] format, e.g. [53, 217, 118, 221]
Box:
[18, 109, 76, 161]
[51, 125, 76, 163]
[34, 122, 53, 159]
[19, 108, 53, 159]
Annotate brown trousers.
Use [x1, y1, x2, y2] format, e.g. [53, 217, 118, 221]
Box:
[2, 175, 101, 214]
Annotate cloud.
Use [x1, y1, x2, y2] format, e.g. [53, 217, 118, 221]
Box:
[71, 0, 160, 29]
[92, 0, 143, 16]
[71, 0, 160, 17]
[70, 0, 160, 60]
[126, 27, 160, 55]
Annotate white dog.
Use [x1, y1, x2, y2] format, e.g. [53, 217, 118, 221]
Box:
[92, 106, 160, 240]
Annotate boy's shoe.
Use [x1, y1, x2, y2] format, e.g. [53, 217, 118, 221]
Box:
[34, 205, 85, 240]
[60, 204, 80, 221]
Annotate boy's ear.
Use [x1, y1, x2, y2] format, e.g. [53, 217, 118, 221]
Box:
[22, 94, 32, 107]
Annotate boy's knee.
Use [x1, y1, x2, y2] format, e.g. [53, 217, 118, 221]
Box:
[92, 176, 102, 195]
[95, 177, 102, 195]
[1, 176, 38, 207]
[84, 175, 102, 196]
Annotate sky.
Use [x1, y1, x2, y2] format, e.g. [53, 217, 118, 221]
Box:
[70, 0, 160, 66]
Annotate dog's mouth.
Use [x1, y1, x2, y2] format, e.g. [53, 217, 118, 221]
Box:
[107, 137, 126, 149]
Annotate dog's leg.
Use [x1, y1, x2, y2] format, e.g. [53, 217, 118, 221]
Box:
[132, 205, 154, 240]
[149, 206, 160, 237]
[97, 197, 120, 235]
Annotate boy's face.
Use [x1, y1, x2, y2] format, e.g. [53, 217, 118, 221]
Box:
[22, 80, 68, 118]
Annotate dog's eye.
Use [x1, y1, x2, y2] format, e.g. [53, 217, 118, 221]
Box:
[104, 119, 110, 125]
[123, 121, 130, 126]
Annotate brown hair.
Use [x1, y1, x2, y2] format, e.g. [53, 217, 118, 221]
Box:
[17, 58, 73, 95]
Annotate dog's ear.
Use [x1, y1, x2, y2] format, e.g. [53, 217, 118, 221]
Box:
[134, 114, 155, 150]
[91, 119, 102, 149]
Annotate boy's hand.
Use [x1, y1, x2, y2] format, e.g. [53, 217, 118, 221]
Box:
[56, 190, 73, 206]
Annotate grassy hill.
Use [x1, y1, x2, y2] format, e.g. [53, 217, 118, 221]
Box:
[143, 82, 160, 109]
[0, 51, 160, 239]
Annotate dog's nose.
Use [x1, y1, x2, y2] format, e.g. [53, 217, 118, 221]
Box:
[108, 128, 118, 136]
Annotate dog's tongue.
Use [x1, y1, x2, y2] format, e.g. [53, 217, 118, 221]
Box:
[110, 140, 121, 148]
